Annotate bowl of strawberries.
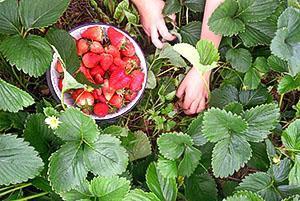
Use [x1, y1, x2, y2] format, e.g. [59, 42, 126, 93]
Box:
[47, 23, 147, 120]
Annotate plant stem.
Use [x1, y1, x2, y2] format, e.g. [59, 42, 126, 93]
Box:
[0, 183, 31, 198]
[279, 94, 284, 109]
[0, 185, 15, 193]
[12, 192, 49, 201]
[11, 67, 27, 90]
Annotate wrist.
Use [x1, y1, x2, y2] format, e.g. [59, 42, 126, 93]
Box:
[131, 0, 146, 10]
[191, 67, 211, 80]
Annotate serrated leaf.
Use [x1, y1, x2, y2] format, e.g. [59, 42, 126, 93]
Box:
[179, 21, 202, 46]
[196, 39, 220, 65]
[282, 195, 300, 201]
[278, 185, 300, 198]
[226, 48, 252, 73]
[48, 142, 88, 193]
[173, 43, 201, 69]
[103, 125, 128, 137]
[159, 44, 187, 67]
[267, 55, 288, 73]
[146, 163, 177, 201]
[157, 158, 178, 178]
[0, 0, 21, 34]
[62, 68, 84, 93]
[19, 0, 70, 30]
[89, 176, 130, 201]
[244, 68, 261, 90]
[203, 108, 248, 143]
[113, 0, 129, 23]
[60, 181, 91, 200]
[163, 0, 182, 15]
[84, 135, 128, 177]
[185, 172, 217, 201]
[210, 85, 239, 109]
[224, 102, 244, 115]
[0, 134, 44, 185]
[282, 119, 300, 152]
[268, 158, 292, 183]
[178, 146, 201, 177]
[238, 87, 269, 108]
[270, 8, 300, 76]
[187, 114, 207, 146]
[123, 189, 160, 201]
[278, 74, 300, 95]
[248, 142, 270, 171]
[157, 132, 193, 160]
[253, 57, 269, 73]
[46, 28, 80, 74]
[0, 78, 34, 112]
[224, 190, 264, 201]
[127, 131, 152, 161]
[289, 155, 300, 185]
[56, 108, 99, 143]
[208, 0, 245, 36]
[212, 135, 252, 178]
[146, 70, 157, 89]
[184, 0, 205, 13]
[0, 34, 52, 77]
[242, 104, 280, 142]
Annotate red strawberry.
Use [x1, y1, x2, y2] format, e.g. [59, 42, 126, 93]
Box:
[125, 90, 138, 101]
[71, 89, 84, 100]
[92, 88, 102, 99]
[82, 52, 101, 68]
[56, 60, 64, 73]
[109, 64, 119, 73]
[58, 78, 63, 91]
[123, 56, 140, 72]
[94, 74, 104, 84]
[94, 103, 109, 117]
[90, 65, 105, 77]
[81, 26, 103, 42]
[120, 40, 135, 57]
[109, 94, 123, 109]
[113, 57, 126, 68]
[99, 53, 113, 71]
[75, 91, 95, 107]
[130, 70, 145, 91]
[79, 66, 95, 83]
[90, 41, 104, 54]
[102, 79, 115, 101]
[105, 45, 120, 58]
[107, 27, 126, 46]
[124, 55, 140, 66]
[109, 68, 132, 90]
[77, 39, 89, 56]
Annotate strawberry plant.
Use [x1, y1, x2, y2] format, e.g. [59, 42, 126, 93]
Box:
[0, 0, 300, 200]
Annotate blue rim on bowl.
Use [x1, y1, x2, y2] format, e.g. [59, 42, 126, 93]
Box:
[46, 23, 148, 121]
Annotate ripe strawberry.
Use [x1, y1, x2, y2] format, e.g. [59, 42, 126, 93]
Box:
[107, 27, 126, 46]
[82, 52, 101, 68]
[56, 60, 64, 73]
[120, 40, 135, 57]
[125, 90, 138, 101]
[109, 64, 119, 73]
[124, 55, 140, 66]
[79, 66, 95, 83]
[130, 70, 145, 91]
[99, 53, 113, 71]
[105, 45, 120, 58]
[90, 41, 104, 54]
[94, 103, 109, 117]
[77, 39, 89, 56]
[113, 57, 126, 68]
[109, 68, 132, 90]
[123, 56, 140, 72]
[71, 89, 84, 100]
[92, 88, 102, 99]
[94, 74, 104, 84]
[75, 91, 95, 107]
[109, 94, 123, 108]
[90, 65, 105, 77]
[58, 78, 63, 91]
[102, 79, 115, 101]
[81, 26, 103, 42]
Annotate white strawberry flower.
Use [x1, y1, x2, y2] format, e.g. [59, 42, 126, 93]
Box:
[45, 116, 61, 130]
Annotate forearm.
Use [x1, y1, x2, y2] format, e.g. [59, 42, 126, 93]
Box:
[200, 0, 224, 48]
[130, 0, 144, 9]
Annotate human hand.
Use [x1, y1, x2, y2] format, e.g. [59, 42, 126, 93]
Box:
[176, 67, 210, 115]
[132, 0, 176, 48]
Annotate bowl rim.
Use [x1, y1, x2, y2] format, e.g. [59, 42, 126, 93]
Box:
[46, 22, 148, 122]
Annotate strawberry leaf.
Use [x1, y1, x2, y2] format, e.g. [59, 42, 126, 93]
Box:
[178, 146, 201, 177]
[243, 68, 261, 90]
[196, 40, 220, 65]
[187, 114, 208, 146]
[278, 74, 300, 95]
[123, 189, 160, 201]
[224, 190, 264, 201]
[157, 158, 178, 178]
[179, 21, 202, 46]
[267, 55, 289, 73]
[0, 0, 21, 34]
[282, 119, 300, 153]
[226, 48, 252, 73]
[127, 131, 152, 161]
[289, 155, 300, 185]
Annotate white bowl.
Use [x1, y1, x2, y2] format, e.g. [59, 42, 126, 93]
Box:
[47, 23, 148, 121]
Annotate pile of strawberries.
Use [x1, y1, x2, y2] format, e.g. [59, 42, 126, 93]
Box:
[56, 26, 145, 117]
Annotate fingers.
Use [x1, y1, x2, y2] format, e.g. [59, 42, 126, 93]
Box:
[176, 81, 186, 99]
[157, 21, 176, 41]
[150, 26, 164, 49]
[169, 14, 176, 23]
[196, 98, 207, 113]
[184, 99, 200, 115]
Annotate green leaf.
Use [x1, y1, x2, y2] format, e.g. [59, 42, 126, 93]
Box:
[187, 114, 207, 146]
[278, 74, 300, 95]
[0, 134, 44, 185]
[46, 28, 80, 74]
[267, 55, 288, 73]
[0, 78, 34, 112]
[253, 57, 269, 73]
[89, 176, 130, 201]
[289, 155, 300, 185]
[270, 7, 300, 76]
[0, 34, 52, 77]
[178, 146, 201, 177]
[224, 190, 264, 201]
[159, 44, 187, 67]
[237, 172, 281, 201]
[123, 189, 160, 201]
[226, 48, 252, 73]
[268, 158, 292, 183]
[278, 185, 300, 198]
[202, 108, 248, 143]
[0, 0, 21, 34]
[238, 87, 269, 108]
[157, 158, 178, 178]
[179, 21, 202, 46]
[48, 142, 88, 193]
[184, 0, 205, 13]
[146, 70, 157, 89]
[224, 102, 244, 115]
[173, 43, 201, 70]
[60, 181, 91, 200]
[208, 0, 245, 36]
[127, 131, 152, 161]
[248, 142, 270, 171]
[196, 39, 220, 65]
[0, 111, 28, 131]
[282, 195, 300, 201]
[244, 68, 261, 90]
[113, 0, 129, 23]
[19, 0, 70, 30]
[210, 85, 239, 109]
[282, 119, 300, 152]
[163, 0, 182, 15]
[242, 104, 280, 142]
[157, 132, 193, 160]
[212, 135, 252, 178]
[146, 163, 177, 201]
[103, 125, 129, 137]
[185, 172, 217, 201]
[288, 0, 300, 9]
[84, 135, 128, 177]
[237, 0, 280, 22]
[56, 108, 99, 143]
[62, 68, 84, 93]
